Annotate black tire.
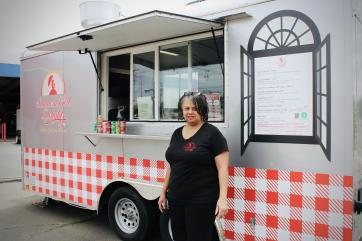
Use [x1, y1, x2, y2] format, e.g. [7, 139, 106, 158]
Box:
[108, 187, 156, 241]
[159, 209, 220, 241]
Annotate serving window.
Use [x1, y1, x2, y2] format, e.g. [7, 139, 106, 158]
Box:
[160, 37, 224, 121]
[101, 31, 224, 122]
[159, 42, 189, 120]
[133, 51, 155, 120]
[107, 54, 130, 121]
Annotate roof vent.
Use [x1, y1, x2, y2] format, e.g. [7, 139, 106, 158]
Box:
[79, 0, 124, 28]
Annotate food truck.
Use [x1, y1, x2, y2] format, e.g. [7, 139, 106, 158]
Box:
[21, 0, 362, 240]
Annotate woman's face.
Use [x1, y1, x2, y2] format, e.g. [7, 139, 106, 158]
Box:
[182, 98, 202, 125]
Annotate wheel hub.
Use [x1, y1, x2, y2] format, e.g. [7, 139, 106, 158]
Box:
[124, 207, 136, 220]
[114, 198, 140, 234]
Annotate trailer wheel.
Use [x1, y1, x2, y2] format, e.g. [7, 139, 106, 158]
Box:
[108, 187, 155, 241]
[160, 209, 221, 241]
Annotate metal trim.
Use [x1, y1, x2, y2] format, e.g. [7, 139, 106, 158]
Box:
[27, 10, 223, 50]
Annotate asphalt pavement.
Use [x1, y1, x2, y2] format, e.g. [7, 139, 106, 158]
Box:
[0, 140, 163, 241]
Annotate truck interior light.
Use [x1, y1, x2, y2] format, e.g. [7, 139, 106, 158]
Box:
[160, 50, 179, 56]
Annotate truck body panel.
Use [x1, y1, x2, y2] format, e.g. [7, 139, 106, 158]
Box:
[21, 1, 362, 240]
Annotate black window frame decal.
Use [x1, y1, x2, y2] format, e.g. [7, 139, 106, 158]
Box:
[240, 46, 254, 155]
[240, 10, 331, 161]
[314, 34, 331, 161]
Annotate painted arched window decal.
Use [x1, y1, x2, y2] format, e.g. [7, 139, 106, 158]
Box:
[248, 10, 321, 55]
[241, 10, 331, 161]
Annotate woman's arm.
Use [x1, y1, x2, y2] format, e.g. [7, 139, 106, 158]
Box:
[215, 151, 229, 218]
[158, 163, 171, 212]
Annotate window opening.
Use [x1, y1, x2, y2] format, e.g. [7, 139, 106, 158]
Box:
[133, 51, 155, 120]
[159, 42, 189, 120]
[102, 32, 224, 123]
[159, 35, 224, 121]
[192, 37, 224, 121]
[107, 54, 130, 121]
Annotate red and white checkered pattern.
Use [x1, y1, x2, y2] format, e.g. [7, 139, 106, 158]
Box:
[23, 147, 167, 209]
[24, 147, 354, 240]
[223, 167, 353, 241]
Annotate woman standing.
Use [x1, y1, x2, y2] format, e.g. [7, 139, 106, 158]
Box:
[158, 92, 229, 241]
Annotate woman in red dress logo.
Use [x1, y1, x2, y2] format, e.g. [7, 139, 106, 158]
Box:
[48, 75, 58, 96]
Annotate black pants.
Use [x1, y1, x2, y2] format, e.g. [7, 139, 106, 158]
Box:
[168, 199, 216, 241]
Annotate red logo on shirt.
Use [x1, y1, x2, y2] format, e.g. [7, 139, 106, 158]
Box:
[184, 142, 196, 152]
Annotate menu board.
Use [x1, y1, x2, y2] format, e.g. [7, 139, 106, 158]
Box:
[254, 53, 313, 136]
[204, 93, 222, 121]
[137, 96, 154, 119]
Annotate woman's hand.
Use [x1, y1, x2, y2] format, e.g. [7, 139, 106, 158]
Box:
[158, 191, 167, 212]
[214, 151, 229, 219]
[158, 164, 170, 213]
[215, 197, 228, 218]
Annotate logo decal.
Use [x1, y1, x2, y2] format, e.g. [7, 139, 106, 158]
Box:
[184, 142, 196, 152]
[276, 55, 286, 67]
[36, 71, 71, 132]
[42, 72, 65, 96]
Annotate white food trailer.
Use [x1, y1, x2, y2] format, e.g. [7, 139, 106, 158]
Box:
[21, 0, 362, 240]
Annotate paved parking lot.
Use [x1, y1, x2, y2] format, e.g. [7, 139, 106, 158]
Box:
[0, 140, 163, 241]
[0, 139, 21, 182]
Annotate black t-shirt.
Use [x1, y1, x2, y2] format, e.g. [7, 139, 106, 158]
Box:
[165, 123, 228, 204]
